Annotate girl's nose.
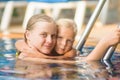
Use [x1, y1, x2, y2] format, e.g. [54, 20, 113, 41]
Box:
[46, 36, 52, 44]
[60, 40, 66, 49]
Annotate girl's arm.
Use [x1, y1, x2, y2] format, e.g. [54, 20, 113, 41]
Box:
[15, 39, 27, 51]
[15, 39, 49, 58]
[15, 39, 78, 59]
[85, 27, 120, 61]
[62, 48, 78, 58]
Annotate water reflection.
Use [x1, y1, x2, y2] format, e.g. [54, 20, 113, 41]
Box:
[0, 38, 120, 79]
[14, 59, 109, 80]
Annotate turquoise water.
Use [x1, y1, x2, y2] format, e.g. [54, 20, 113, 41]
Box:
[0, 38, 120, 80]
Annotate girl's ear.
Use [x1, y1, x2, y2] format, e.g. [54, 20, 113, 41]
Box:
[24, 30, 31, 41]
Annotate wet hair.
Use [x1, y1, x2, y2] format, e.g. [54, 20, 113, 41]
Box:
[24, 14, 56, 42]
[26, 14, 56, 31]
[56, 18, 77, 37]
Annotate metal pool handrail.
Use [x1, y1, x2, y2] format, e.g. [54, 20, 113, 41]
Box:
[103, 46, 117, 60]
[103, 24, 120, 60]
[75, 0, 107, 51]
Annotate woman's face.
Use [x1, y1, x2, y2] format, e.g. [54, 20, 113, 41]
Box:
[26, 22, 57, 55]
[55, 27, 75, 55]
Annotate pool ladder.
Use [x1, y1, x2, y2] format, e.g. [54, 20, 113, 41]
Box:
[75, 0, 118, 60]
[103, 25, 120, 60]
[75, 0, 107, 51]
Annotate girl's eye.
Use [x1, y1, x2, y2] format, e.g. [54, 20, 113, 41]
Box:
[67, 39, 73, 44]
[40, 34, 47, 37]
[57, 36, 62, 40]
[52, 34, 57, 39]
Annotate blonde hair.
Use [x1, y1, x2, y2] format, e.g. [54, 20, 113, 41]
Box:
[56, 18, 77, 37]
[24, 14, 56, 42]
[26, 14, 56, 31]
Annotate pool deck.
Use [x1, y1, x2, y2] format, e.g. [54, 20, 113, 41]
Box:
[0, 32, 24, 38]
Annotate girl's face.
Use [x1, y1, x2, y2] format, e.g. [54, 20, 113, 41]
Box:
[55, 27, 75, 55]
[25, 22, 57, 55]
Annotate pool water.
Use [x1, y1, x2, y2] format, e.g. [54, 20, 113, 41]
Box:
[0, 38, 120, 80]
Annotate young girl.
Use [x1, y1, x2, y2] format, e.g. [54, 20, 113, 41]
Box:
[17, 14, 57, 59]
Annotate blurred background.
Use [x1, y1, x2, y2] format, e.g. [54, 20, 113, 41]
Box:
[0, 0, 120, 49]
